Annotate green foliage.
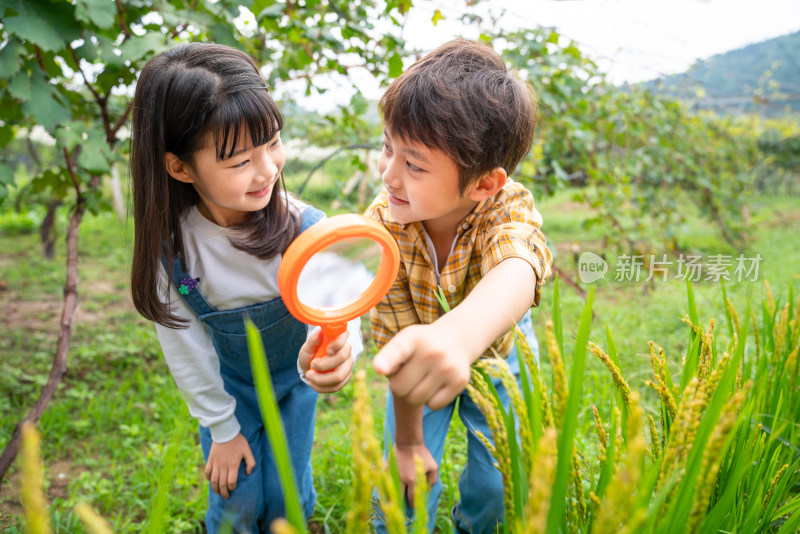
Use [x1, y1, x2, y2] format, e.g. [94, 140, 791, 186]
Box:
[492, 27, 770, 254]
[470, 280, 800, 533]
[2, 192, 800, 531]
[0, 0, 423, 214]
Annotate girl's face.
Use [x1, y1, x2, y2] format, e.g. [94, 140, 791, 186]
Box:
[166, 130, 285, 228]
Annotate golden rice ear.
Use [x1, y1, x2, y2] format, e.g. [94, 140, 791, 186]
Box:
[20, 422, 51, 534]
[74, 503, 113, 534]
[269, 518, 299, 534]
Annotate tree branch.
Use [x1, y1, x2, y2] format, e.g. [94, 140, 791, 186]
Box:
[115, 0, 132, 38]
[109, 100, 133, 146]
[297, 143, 378, 195]
[62, 148, 82, 196]
[0, 174, 101, 481]
[67, 44, 113, 142]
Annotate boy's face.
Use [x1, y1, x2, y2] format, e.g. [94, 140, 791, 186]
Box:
[379, 129, 478, 236]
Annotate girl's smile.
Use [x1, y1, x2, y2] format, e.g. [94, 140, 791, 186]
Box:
[247, 184, 273, 198]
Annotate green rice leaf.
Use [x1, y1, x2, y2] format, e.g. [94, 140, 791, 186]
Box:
[641, 466, 679, 532]
[143, 405, 190, 534]
[661, 301, 749, 534]
[434, 285, 451, 313]
[777, 508, 800, 534]
[772, 496, 800, 523]
[552, 274, 564, 358]
[605, 326, 628, 437]
[516, 332, 541, 449]
[686, 279, 699, 326]
[680, 283, 703, 392]
[721, 280, 734, 339]
[546, 287, 594, 533]
[505, 404, 526, 524]
[589, 399, 617, 533]
[246, 318, 306, 531]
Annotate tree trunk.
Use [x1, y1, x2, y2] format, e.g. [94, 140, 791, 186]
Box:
[0, 189, 89, 481]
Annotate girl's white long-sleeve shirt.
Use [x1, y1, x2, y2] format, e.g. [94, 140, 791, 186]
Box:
[155, 200, 364, 444]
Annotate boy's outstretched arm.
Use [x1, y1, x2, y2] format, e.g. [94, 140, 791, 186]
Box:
[373, 257, 537, 410]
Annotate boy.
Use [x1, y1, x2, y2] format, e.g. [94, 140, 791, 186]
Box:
[366, 39, 552, 533]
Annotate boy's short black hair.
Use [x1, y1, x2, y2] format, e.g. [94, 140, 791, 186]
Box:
[380, 39, 537, 195]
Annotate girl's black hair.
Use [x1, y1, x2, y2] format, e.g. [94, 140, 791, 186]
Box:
[130, 42, 300, 328]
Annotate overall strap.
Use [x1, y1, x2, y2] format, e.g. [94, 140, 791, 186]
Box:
[162, 254, 217, 316]
[162, 205, 325, 319]
[299, 205, 325, 233]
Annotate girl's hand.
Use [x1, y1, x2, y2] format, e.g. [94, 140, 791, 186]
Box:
[394, 442, 438, 509]
[299, 329, 354, 393]
[204, 433, 256, 499]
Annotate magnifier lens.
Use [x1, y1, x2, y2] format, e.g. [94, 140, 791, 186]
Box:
[277, 213, 401, 366]
[295, 237, 380, 311]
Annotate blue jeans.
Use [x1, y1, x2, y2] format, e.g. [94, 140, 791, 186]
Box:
[373, 314, 538, 534]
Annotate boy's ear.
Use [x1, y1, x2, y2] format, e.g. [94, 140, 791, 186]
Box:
[467, 167, 507, 202]
[165, 152, 194, 184]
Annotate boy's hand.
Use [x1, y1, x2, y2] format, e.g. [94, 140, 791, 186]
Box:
[394, 442, 438, 509]
[204, 433, 256, 499]
[374, 323, 472, 410]
[299, 328, 354, 393]
[374, 258, 539, 410]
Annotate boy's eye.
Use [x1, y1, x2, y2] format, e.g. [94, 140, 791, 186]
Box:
[382, 142, 392, 154]
[406, 162, 422, 172]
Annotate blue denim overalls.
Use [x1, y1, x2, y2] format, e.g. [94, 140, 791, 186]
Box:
[168, 206, 325, 533]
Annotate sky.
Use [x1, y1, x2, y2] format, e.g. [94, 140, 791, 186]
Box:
[283, 0, 800, 112]
[402, 0, 800, 84]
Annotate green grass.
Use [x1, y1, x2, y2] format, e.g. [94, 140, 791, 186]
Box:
[1, 186, 798, 532]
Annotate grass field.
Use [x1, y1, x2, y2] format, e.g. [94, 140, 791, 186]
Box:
[1, 184, 798, 533]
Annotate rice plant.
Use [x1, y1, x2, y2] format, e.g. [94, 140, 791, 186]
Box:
[18, 282, 798, 533]
[467, 278, 800, 533]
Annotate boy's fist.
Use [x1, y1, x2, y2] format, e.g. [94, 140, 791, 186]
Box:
[373, 323, 472, 410]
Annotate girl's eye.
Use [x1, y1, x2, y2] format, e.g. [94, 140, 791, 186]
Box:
[270, 137, 281, 148]
[232, 160, 249, 168]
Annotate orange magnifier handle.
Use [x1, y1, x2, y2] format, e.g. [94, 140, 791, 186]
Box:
[277, 213, 400, 365]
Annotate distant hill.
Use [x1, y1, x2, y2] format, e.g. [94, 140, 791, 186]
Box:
[640, 31, 800, 116]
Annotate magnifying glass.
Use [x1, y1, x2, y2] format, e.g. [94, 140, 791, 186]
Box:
[278, 214, 401, 365]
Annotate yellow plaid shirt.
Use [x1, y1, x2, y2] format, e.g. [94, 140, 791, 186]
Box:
[365, 179, 552, 359]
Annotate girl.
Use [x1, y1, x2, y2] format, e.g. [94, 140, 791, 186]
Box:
[130, 43, 359, 533]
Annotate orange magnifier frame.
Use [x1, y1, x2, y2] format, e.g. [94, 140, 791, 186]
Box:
[278, 214, 400, 365]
